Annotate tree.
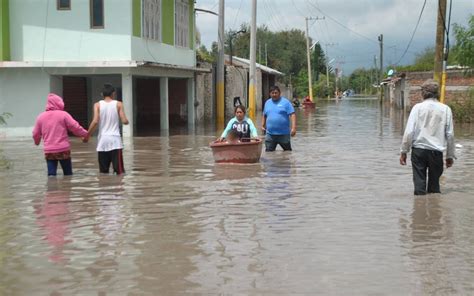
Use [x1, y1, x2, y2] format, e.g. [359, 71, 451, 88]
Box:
[196, 45, 214, 63]
[227, 26, 307, 84]
[348, 68, 377, 95]
[311, 43, 327, 81]
[395, 47, 435, 72]
[0, 112, 12, 126]
[451, 15, 474, 68]
[0, 112, 12, 169]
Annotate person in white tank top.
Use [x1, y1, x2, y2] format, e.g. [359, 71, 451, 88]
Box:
[85, 84, 129, 174]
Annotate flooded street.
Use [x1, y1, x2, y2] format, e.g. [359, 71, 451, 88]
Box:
[1, 98, 473, 294]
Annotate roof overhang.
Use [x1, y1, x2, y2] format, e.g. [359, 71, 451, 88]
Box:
[0, 60, 211, 73]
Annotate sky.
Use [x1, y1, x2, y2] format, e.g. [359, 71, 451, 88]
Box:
[195, 0, 473, 74]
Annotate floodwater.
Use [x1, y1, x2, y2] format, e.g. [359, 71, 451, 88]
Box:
[0, 98, 473, 295]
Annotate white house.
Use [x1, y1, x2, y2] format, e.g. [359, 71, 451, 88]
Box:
[0, 0, 203, 137]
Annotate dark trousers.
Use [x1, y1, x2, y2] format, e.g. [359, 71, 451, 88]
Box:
[265, 134, 292, 151]
[46, 159, 72, 176]
[98, 149, 125, 174]
[411, 147, 443, 195]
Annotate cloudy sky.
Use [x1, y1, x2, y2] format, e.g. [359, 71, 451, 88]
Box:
[195, 0, 473, 74]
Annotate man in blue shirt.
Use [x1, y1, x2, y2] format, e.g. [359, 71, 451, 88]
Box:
[262, 86, 296, 151]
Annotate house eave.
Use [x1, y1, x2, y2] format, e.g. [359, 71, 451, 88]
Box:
[0, 60, 211, 73]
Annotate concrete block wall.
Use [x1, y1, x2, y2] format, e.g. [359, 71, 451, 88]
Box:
[195, 67, 213, 123]
[405, 70, 473, 109]
[225, 65, 248, 120]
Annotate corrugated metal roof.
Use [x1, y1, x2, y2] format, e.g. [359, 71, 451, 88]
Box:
[225, 55, 284, 75]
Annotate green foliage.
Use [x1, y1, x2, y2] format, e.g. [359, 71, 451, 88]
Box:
[196, 45, 214, 63]
[0, 112, 12, 170]
[227, 26, 328, 86]
[223, 24, 338, 98]
[447, 87, 474, 123]
[348, 68, 378, 95]
[395, 47, 435, 72]
[312, 43, 327, 81]
[451, 15, 474, 68]
[0, 112, 12, 126]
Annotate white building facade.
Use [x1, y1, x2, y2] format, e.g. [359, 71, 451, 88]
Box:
[0, 0, 200, 137]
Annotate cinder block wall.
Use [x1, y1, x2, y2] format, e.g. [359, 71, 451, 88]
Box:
[406, 70, 473, 109]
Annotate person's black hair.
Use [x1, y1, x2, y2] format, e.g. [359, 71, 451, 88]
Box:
[102, 83, 116, 97]
[269, 85, 280, 93]
[234, 105, 246, 114]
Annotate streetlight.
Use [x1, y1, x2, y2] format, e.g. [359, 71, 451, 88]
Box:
[229, 29, 246, 65]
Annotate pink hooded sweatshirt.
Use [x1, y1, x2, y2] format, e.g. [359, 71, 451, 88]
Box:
[32, 93, 88, 153]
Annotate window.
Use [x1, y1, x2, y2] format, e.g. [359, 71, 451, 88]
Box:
[142, 0, 161, 41]
[90, 0, 104, 28]
[175, 0, 189, 48]
[57, 0, 71, 10]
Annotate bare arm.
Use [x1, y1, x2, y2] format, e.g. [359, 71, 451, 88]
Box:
[261, 115, 267, 133]
[290, 113, 296, 136]
[117, 101, 129, 125]
[85, 102, 100, 141]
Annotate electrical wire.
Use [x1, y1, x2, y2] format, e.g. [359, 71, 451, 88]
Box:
[395, 0, 427, 65]
[232, 0, 243, 28]
[292, 0, 306, 18]
[305, 0, 378, 44]
[444, 0, 453, 60]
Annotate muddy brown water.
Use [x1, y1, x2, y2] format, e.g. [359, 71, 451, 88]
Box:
[0, 98, 473, 294]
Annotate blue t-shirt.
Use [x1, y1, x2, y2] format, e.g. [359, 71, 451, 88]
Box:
[263, 97, 295, 135]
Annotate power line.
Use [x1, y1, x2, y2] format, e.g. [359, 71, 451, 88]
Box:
[305, 0, 378, 44]
[260, 0, 283, 32]
[292, 0, 307, 18]
[395, 0, 427, 65]
[265, 0, 291, 30]
[232, 0, 244, 28]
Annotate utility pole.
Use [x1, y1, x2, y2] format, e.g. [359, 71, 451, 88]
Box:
[434, 0, 446, 83]
[305, 16, 324, 102]
[325, 43, 336, 99]
[373, 55, 377, 90]
[216, 0, 225, 128]
[265, 43, 267, 66]
[229, 29, 245, 66]
[378, 34, 384, 101]
[434, 0, 447, 103]
[248, 0, 257, 120]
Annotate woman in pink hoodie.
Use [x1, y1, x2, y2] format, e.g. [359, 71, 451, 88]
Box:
[32, 93, 88, 176]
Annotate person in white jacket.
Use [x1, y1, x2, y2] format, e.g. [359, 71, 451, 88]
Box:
[400, 79, 455, 195]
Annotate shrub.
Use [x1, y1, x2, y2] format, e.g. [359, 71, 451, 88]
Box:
[447, 87, 474, 123]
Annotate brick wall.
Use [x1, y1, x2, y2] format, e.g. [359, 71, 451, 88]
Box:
[406, 70, 473, 109]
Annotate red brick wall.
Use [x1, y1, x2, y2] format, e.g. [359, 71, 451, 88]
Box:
[406, 70, 474, 109]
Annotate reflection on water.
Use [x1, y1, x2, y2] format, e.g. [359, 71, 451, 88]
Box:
[0, 98, 473, 294]
[34, 178, 73, 263]
[400, 195, 473, 294]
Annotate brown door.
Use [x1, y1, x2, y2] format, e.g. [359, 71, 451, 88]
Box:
[135, 77, 161, 135]
[62, 77, 89, 129]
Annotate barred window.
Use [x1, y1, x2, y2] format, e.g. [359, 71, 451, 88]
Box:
[142, 0, 161, 41]
[175, 0, 189, 48]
